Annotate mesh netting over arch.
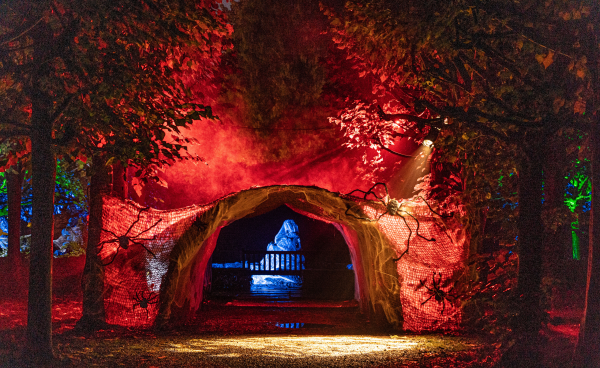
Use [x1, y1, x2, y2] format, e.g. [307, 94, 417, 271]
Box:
[97, 185, 469, 331]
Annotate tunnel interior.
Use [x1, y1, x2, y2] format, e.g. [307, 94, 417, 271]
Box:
[207, 205, 355, 301]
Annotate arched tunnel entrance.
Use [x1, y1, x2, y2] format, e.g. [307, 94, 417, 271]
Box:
[94, 185, 466, 331]
[154, 186, 400, 328]
[208, 205, 356, 302]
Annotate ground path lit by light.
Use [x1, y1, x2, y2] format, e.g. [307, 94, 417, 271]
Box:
[0, 296, 579, 367]
[169, 335, 421, 357]
[49, 333, 491, 368]
[0, 297, 496, 367]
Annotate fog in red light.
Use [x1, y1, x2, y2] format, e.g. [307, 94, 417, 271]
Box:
[150, 113, 421, 209]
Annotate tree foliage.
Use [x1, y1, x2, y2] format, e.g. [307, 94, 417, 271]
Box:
[0, 0, 230, 361]
[323, 0, 596, 197]
[0, 0, 230, 176]
[227, 0, 331, 129]
[323, 0, 599, 364]
[322, 0, 598, 250]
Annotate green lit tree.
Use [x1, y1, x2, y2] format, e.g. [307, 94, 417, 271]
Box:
[564, 161, 591, 260]
[324, 1, 599, 365]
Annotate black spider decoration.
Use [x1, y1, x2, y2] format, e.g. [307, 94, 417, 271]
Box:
[417, 195, 453, 219]
[417, 272, 455, 315]
[345, 183, 435, 261]
[97, 207, 162, 266]
[132, 290, 159, 319]
[346, 182, 402, 221]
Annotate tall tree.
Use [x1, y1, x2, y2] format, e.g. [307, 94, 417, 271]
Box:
[0, 0, 229, 361]
[324, 1, 598, 365]
[573, 9, 600, 366]
[79, 156, 111, 330]
[5, 165, 23, 262]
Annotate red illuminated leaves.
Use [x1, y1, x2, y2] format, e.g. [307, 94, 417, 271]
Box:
[97, 38, 108, 50]
[0, 139, 31, 172]
[535, 50, 555, 69]
[573, 100, 586, 115]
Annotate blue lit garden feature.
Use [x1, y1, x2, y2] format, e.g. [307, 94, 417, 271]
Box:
[0, 160, 88, 257]
[209, 205, 355, 301]
[212, 219, 305, 290]
[252, 219, 304, 287]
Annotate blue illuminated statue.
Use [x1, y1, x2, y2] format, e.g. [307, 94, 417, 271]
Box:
[266, 219, 301, 261]
[271, 219, 301, 251]
[253, 219, 303, 287]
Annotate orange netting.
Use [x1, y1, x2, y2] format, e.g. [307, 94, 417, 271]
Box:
[98, 186, 468, 331]
[99, 197, 217, 327]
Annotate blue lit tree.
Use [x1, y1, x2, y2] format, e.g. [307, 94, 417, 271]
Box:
[0, 0, 229, 360]
[0, 160, 89, 245]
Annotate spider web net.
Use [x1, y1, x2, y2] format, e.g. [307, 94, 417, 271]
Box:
[368, 200, 468, 331]
[99, 186, 468, 331]
[100, 196, 217, 326]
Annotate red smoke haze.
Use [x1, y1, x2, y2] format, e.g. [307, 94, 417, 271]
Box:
[149, 110, 420, 209]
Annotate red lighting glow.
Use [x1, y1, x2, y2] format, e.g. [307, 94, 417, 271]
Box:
[99, 187, 467, 332]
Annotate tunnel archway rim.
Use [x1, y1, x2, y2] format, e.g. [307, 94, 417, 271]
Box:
[154, 185, 402, 329]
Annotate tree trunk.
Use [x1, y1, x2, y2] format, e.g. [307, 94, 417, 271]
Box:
[501, 144, 545, 367]
[78, 156, 111, 330]
[111, 161, 127, 199]
[516, 145, 545, 329]
[573, 109, 600, 368]
[572, 10, 600, 366]
[6, 165, 25, 296]
[25, 22, 56, 362]
[7, 166, 24, 262]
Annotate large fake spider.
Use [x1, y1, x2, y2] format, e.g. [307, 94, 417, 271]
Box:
[345, 183, 435, 261]
[346, 182, 402, 221]
[97, 207, 162, 266]
[417, 272, 456, 315]
[132, 290, 159, 320]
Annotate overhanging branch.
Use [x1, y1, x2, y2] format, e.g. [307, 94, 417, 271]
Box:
[468, 107, 541, 129]
[377, 105, 445, 128]
[0, 128, 30, 141]
[0, 17, 44, 46]
[374, 136, 413, 158]
[50, 94, 75, 124]
[2, 119, 31, 131]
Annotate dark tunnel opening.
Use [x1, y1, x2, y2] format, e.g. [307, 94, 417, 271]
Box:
[206, 205, 356, 302]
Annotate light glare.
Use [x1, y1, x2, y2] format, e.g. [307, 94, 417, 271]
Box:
[168, 336, 419, 358]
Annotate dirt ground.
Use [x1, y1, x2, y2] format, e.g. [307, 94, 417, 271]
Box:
[0, 293, 582, 368]
[0, 256, 584, 368]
